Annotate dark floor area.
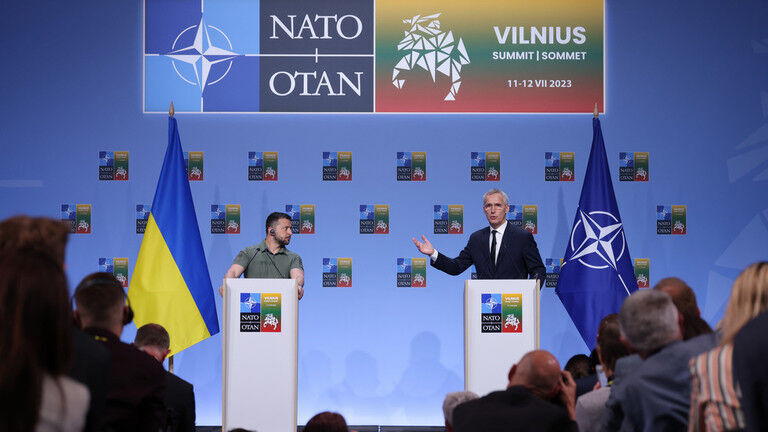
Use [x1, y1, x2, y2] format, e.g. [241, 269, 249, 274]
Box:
[198, 426, 445, 432]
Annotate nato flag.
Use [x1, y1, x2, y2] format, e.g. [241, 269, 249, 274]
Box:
[556, 118, 638, 349]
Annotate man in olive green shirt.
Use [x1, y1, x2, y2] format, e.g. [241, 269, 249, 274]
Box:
[219, 212, 305, 299]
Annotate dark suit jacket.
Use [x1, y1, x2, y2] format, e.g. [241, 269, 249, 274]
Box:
[610, 334, 717, 432]
[733, 311, 768, 432]
[165, 371, 195, 432]
[84, 327, 167, 432]
[68, 326, 110, 432]
[452, 386, 577, 432]
[433, 222, 546, 281]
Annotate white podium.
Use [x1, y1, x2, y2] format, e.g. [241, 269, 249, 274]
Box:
[223, 278, 298, 432]
[464, 279, 540, 397]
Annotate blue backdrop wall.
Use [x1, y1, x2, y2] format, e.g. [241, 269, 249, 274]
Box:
[2, 0, 768, 426]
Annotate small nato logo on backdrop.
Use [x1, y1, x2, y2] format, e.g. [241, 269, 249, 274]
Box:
[471, 152, 500, 181]
[248, 151, 278, 181]
[397, 151, 426, 181]
[620, 152, 649, 182]
[323, 152, 352, 181]
[285, 205, 315, 234]
[136, 205, 150, 234]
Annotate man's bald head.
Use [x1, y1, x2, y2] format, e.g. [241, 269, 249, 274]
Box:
[508, 350, 562, 399]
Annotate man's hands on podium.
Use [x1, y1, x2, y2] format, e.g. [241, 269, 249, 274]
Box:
[412, 235, 435, 256]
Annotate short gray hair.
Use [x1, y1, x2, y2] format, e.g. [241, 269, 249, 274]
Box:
[619, 290, 680, 353]
[482, 189, 509, 206]
[442, 391, 478, 426]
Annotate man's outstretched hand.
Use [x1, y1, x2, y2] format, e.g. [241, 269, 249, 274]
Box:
[412, 235, 435, 256]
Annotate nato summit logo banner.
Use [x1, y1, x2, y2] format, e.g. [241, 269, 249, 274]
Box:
[211, 204, 241, 234]
[323, 258, 353, 287]
[99, 258, 129, 287]
[144, 0, 601, 113]
[545, 152, 575, 181]
[397, 152, 426, 181]
[657, 205, 686, 235]
[99, 151, 129, 180]
[634, 258, 650, 288]
[286, 205, 315, 234]
[144, 0, 374, 113]
[508, 205, 538, 234]
[397, 258, 427, 287]
[184, 151, 204, 181]
[471, 152, 500, 181]
[323, 152, 353, 181]
[434, 205, 463, 234]
[619, 152, 649, 181]
[240, 293, 281, 332]
[360, 205, 389, 234]
[375, 0, 603, 113]
[545, 258, 562, 288]
[61, 204, 91, 234]
[248, 152, 278, 181]
[481, 293, 523, 333]
[136, 205, 150, 234]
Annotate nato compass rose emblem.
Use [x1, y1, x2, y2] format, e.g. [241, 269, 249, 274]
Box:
[566, 210, 631, 294]
[165, 17, 238, 91]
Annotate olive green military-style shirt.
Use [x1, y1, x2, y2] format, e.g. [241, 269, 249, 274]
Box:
[232, 240, 303, 279]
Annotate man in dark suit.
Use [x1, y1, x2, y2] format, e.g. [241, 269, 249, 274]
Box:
[134, 323, 196, 432]
[413, 189, 545, 282]
[733, 310, 768, 432]
[73, 272, 167, 432]
[451, 350, 578, 432]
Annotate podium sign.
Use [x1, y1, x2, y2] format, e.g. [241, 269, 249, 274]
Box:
[464, 279, 540, 397]
[223, 278, 298, 432]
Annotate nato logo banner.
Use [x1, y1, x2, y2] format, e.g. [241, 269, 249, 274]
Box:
[286, 205, 315, 234]
[359, 205, 389, 234]
[634, 258, 650, 288]
[508, 205, 537, 234]
[136, 205, 150, 234]
[481, 293, 522, 333]
[99, 257, 129, 287]
[99, 151, 129, 180]
[184, 151, 204, 181]
[323, 258, 353, 287]
[397, 258, 427, 287]
[657, 205, 686, 235]
[434, 205, 463, 234]
[323, 152, 353, 181]
[144, 0, 373, 113]
[211, 204, 241, 234]
[240, 293, 261, 332]
[470, 152, 500, 181]
[397, 152, 427, 181]
[248, 151, 278, 181]
[61, 204, 91, 234]
[545, 258, 563, 288]
[619, 152, 649, 181]
[545, 152, 574, 181]
[481, 294, 502, 332]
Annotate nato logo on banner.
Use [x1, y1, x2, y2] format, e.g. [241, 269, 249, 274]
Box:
[99, 151, 129, 180]
[619, 152, 649, 181]
[557, 118, 638, 349]
[507, 205, 538, 234]
[239, 293, 281, 332]
[144, 0, 374, 113]
[323, 152, 353, 181]
[360, 205, 389, 234]
[397, 152, 427, 181]
[397, 258, 427, 287]
[61, 204, 91, 234]
[184, 151, 204, 181]
[248, 152, 278, 181]
[323, 258, 352, 287]
[480, 294, 522, 333]
[434, 205, 463, 234]
[211, 204, 240, 234]
[99, 257, 129, 287]
[634, 258, 650, 288]
[471, 152, 501, 181]
[657, 205, 686, 235]
[545, 152, 574, 181]
[286, 205, 315, 234]
[545, 258, 562, 287]
[136, 205, 150, 234]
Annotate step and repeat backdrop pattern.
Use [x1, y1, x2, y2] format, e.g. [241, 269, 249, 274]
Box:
[4, 0, 768, 427]
[144, 0, 603, 113]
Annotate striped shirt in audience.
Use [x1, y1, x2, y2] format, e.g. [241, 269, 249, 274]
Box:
[688, 343, 745, 432]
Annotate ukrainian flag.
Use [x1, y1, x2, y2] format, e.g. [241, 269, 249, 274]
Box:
[129, 116, 220, 354]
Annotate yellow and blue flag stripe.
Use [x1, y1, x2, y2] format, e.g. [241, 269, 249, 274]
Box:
[129, 117, 219, 354]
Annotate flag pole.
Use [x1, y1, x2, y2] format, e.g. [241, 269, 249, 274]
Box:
[168, 100, 175, 375]
[594, 102, 599, 118]
[169, 101, 175, 118]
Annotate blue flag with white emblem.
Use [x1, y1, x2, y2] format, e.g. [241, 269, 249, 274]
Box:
[556, 117, 638, 349]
